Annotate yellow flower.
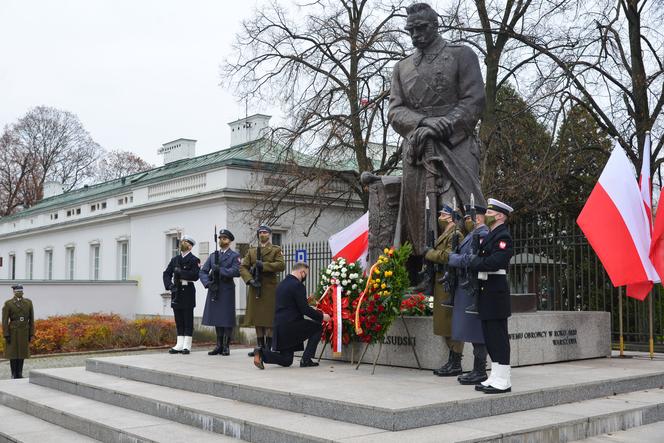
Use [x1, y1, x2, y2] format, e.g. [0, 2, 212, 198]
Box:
[384, 291, 391, 296]
[381, 283, 387, 289]
[384, 270, 393, 277]
[375, 278, 380, 283]
[384, 248, 390, 254]
[373, 283, 379, 289]
[374, 268, 381, 274]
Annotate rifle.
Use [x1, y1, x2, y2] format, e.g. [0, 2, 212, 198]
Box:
[464, 194, 480, 314]
[250, 245, 263, 299]
[440, 198, 462, 307]
[414, 195, 436, 295]
[171, 254, 183, 306]
[209, 225, 220, 301]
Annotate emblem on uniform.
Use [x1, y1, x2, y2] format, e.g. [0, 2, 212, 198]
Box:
[499, 241, 507, 249]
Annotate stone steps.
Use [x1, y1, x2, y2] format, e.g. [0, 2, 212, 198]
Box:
[0, 379, 238, 442]
[29, 367, 377, 443]
[0, 403, 98, 442]
[577, 419, 664, 442]
[85, 352, 664, 431]
[15, 366, 664, 443]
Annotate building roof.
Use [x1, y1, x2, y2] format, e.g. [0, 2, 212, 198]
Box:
[1, 138, 358, 222]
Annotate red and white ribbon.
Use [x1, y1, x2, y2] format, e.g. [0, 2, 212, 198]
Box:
[332, 283, 342, 356]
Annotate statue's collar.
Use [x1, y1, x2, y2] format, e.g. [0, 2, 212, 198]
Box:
[414, 36, 446, 66]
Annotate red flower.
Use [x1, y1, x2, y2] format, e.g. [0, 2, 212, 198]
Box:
[378, 305, 385, 313]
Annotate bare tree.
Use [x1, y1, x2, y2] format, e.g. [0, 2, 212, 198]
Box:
[12, 106, 102, 192]
[95, 149, 153, 182]
[0, 128, 35, 216]
[489, 0, 664, 173]
[223, 0, 408, 233]
[0, 106, 102, 213]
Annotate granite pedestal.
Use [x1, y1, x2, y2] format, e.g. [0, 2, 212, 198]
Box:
[316, 311, 611, 370]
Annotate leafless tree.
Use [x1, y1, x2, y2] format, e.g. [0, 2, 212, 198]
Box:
[0, 106, 102, 214]
[484, 0, 664, 173]
[223, 0, 409, 234]
[95, 149, 153, 182]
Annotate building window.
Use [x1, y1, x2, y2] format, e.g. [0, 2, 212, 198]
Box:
[91, 244, 100, 280]
[8, 254, 15, 280]
[118, 241, 129, 280]
[45, 250, 53, 280]
[117, 195, 133, 206]
[65, 247, 75, 280]
[50, 212, 58, 220]
[167, 235, 180, 260]
[101, 202, 107, 209]
[25, 252, 33, 280]
[272, 233, 283, 246]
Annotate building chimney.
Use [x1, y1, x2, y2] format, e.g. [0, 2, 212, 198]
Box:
[43, 181, 64, 199]
[228, 114, 271, 147]
[158, 138, 197, 165]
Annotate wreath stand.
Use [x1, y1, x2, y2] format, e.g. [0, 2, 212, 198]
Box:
[353, 314, 422, 375]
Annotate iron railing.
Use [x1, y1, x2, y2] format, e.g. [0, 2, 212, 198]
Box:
[281, 217, 663, 349]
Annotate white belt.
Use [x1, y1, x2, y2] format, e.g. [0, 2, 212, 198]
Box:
[478, 270, 507, 281]
[181, 280, 196, 284]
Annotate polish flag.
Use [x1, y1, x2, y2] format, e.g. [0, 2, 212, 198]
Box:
[639, 133, 653, 232]
[329, 212, 369, 269]
[577, 144, 658, 300]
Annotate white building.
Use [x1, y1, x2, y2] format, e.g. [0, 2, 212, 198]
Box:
[0, 115, 363, 319]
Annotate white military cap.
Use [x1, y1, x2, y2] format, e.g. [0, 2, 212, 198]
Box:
[486, 198, 514, 215]
[181, 235, 196, 246]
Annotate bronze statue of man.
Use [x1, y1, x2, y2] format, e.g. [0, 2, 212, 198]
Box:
[388, 2, 486, 282]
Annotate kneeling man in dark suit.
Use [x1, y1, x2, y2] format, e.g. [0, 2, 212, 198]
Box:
[254, 261, 330, 369]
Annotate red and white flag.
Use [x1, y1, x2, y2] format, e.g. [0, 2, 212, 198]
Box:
[577, 143, 658, 300]
[329, 212, 369, 268]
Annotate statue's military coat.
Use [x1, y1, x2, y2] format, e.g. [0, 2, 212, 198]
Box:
[448, 224, 490, 343]
[424, 226, 464, 336]
[240, 243, 285, 327]
[389, 36, 486, 255]
[3, 297, 34, 359]
[200, 248, 241, 327]
[470, 224, 514, 320]
[162, 252, 201, 310]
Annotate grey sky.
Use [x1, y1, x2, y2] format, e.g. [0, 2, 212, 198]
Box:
[0, 0, 272, 165]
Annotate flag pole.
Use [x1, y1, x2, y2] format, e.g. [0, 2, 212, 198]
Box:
[649, 289, 654, 359]
[619, 286, 624, 357]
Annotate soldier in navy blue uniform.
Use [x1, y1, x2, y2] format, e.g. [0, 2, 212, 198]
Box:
[448, 203, 490, 385]
[253, 262, 330, 369]
[163, 235, 200, 355]
[200, 229, 241, 356]
[466, 198, 514, 394]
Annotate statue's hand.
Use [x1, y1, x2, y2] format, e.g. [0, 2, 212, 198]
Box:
[409, 126, 436, 161]
[434, 117, 454, 140]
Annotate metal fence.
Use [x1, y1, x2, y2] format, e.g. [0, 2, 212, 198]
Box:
[281, 217, 664, 350]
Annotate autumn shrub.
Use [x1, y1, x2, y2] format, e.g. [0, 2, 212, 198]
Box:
[0, 313, 176, 355]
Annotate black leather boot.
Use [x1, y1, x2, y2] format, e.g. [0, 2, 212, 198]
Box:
[457, 356, 487, 385]
[221, 335, 230, 356]
[16, 359, 24, 379]
[265, 336, 273, 352]
[436, 351, 462, 377]
[208, 328, 223, 355]
[433, 351, 452, 376]
[248, 336, 264, 357]
[9, 359, 17, 379]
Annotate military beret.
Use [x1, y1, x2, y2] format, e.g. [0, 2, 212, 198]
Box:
[257, 225, 272, 234]
[11, 284, 23, 293]
[464, 204, 487, 215]
[181, 235, 196, 247]
[487, 198, 514, 216]
[218, 229, 234, 241]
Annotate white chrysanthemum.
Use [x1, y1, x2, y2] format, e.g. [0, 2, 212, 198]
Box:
[352, 284, 358, 289]
[342, 280, 349, 286]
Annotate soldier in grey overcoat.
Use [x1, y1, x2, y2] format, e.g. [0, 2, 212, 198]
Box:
[388, 2, 486, 283]
[200, 229, 241, 356]
[3, 284, 34, 379]
[448, 204, 490, 385]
